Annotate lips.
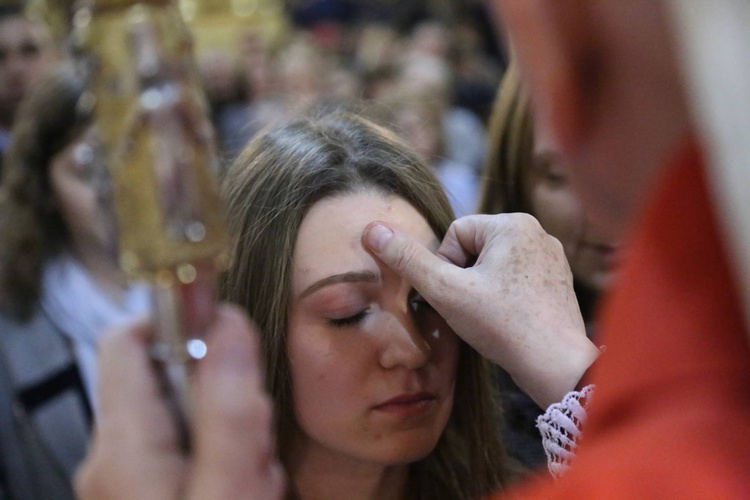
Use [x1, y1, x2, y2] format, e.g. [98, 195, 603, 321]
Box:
[373, 392, 437, 418]
[594, 243, 617, 255]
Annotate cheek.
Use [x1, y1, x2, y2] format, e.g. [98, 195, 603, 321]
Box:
[288, 328, 330, 400]
[287, 323, 368, 428]
[53, 178, 98, 223]
[530, 184, 584, 248]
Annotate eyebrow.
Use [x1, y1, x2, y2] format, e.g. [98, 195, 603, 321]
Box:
[299, 270, 380, 299]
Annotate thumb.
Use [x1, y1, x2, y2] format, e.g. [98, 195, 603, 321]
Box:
[362, 221, 457, 298]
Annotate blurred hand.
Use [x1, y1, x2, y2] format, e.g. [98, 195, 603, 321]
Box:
[363, 213, 600, 408]
[75, 305, 285, 500]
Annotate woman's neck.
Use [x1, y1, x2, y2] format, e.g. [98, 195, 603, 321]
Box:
[73, 246, 129, 305]
[287, 441, 410, 500]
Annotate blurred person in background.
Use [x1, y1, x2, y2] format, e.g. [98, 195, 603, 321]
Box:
[214, 30, 285, 162]
[481, 64, 617, 332]
[217, 32, 361, 162]
[0, 64, 150, 500]
[197, 47, 248, 165]
[478, 64, 617, 470]
[378, 90, 479, 218]
[0, 4, 58, 175]
[448, 13, 504, 124]
[395, 51, 487, 176]
[407, 19, 450, 61]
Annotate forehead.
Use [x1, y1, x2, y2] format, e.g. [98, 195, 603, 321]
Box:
[0, 16, 48, 46]
[292, 190, 437, 290]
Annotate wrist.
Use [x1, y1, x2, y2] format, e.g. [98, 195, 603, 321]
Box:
[574, 345, 605, 391]
[550, 338, 601, 407]
[518, 338, 601, 410]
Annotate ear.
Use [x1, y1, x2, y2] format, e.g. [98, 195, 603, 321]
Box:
[490, 0, 592, 160]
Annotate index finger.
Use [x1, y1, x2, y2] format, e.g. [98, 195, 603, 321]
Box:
[435, 215, 496, 267]
[97, 322, 177, 447]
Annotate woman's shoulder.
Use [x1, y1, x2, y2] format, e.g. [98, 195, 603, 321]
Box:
[0, 305, 51, 334]
[0, 306, 72, 378]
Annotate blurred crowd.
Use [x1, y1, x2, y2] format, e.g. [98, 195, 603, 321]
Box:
[197, 1, 505, 216]
[3, 0, 750, 498]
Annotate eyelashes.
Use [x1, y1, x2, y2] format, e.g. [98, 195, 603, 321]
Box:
[328, 308, 370, 327]
[327, 291, 435, 328]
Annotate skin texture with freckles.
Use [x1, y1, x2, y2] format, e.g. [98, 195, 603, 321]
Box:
[287, 190, 459, 498]
[363, 213, 597, 410]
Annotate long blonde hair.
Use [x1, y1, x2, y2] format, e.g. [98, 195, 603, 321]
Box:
[478, 64, 534, 215]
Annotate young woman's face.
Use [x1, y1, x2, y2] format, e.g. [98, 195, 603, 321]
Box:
[49, 128, 116, 260]
[526, 151, 619, 292]
[288, 190, 459, 466]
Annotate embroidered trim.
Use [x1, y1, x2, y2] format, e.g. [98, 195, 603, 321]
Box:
[536, 384, 595, 478]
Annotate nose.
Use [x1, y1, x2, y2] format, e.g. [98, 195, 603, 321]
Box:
[378, 307, 431, 371]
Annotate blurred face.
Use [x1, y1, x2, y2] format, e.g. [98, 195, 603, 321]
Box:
[393, 106, 439, 164]
[492, 0, 689, 237]
[288, 190, 459, 467]
[280, 54, 321, 104]
[198, 51, 239, 104]
[0, 16, 56, 126]
[526, 150, 618, 293]
[409, 22, 449, 59]
[49, 128, 117, 261]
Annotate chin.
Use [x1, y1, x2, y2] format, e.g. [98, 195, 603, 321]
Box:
[590, 270, 617, 293]
[574, 269, 610, 294]
[366, 429, 444, 466]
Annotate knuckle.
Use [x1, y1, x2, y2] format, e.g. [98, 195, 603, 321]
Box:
[452, 214, 475, 230]
[499, 213, 544, 240]
[546, 233, 564, 252]
[511, 212, 533, 224]
[446, 218, 462, 235]
[392, 243, 417, 274]
[517, 212, 544, 232]
[433, 265, 453, 297]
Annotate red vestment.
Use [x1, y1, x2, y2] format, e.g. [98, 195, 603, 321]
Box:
[491, 143, 750, 498]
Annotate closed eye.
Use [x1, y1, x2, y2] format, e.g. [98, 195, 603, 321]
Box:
[534, 151, 568, 185]
[545, 168, 567, 184]
[329, 309, 369, 327]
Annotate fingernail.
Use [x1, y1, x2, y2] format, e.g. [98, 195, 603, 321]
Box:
[365, 223, 393, 252]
